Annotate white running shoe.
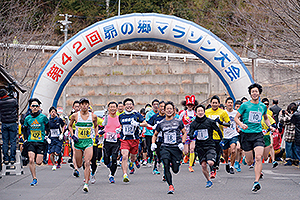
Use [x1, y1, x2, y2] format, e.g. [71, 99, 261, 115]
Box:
[90, 173, 96, 184]
[52, 165, 57, 171]
[83, 183, 89, 192]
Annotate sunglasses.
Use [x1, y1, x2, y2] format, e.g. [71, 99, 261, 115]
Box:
[31, 105, 39, 108]
[264, 103, 269, 105]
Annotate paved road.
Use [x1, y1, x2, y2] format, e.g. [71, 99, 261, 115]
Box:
[0, 161, 299, 200]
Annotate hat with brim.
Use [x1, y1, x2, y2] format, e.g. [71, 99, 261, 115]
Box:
[79, 97, 89, 104]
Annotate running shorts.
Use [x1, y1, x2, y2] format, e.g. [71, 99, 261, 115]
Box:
[240, 132, 264, 152]
[49, 137, 63, 154]
[27, 142, 45, 155]
[196, 146, 216, 163]
[263, 135, 271, 147]
[120, 139, 139, 154]
[222, 136, 239, 150]
[160, 145, 182, 162]
[103, 140, 120, 157]
[74, 138, 93, 151]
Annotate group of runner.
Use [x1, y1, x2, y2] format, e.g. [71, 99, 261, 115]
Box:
[22, 83, 279, 194]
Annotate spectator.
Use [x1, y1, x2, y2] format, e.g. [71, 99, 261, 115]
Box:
[290, 105, 300, 164]
[270, 99, 282, 124]
[279, 103, 298, 166]
[0, 88, 18, 165]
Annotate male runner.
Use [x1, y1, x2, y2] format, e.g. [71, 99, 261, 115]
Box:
[23, 98, 50, 186]
[48, 106, 65, 171]
[119, 98, 148, 182]
[116, 102, 125, 116]
[147, 101, 165, 175]
[205, 95, 230, 178]
[189, 104, 223, 188]
[234, 83, 275, 192]
[102, 101, 121, 183]
[222, 97, 239, 174]
[234, 100, 243, 172]
[68, 98, 98, 192]
[151, 101, 187, 194]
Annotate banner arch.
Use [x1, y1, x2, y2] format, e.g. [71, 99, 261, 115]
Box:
[31, 13, 253, 112]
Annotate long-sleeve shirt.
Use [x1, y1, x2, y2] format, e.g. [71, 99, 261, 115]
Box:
[279, 112, 295, 142]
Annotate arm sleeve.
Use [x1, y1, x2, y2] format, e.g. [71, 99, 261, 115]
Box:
[147, 115, 155, 126]
[212, 120, 223, 140]
[188, 122, 195, 140]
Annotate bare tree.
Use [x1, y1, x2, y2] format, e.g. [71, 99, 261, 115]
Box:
[0, 0, 59, 112]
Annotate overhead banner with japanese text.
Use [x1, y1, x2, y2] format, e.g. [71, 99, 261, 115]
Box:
[31, 13, 253, 113]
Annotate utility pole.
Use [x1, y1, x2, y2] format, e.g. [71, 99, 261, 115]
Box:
[58, 14, 72, 115]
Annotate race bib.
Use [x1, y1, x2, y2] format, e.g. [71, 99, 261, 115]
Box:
[196, 129, 209, 140]
[248, 111, 262, 123]
[106, 132, 118, 143]
[31, 130, 42, 141]
[78, 127, 91, 139]
[50, 129, 60, 137]
[123, 124, 135, 136]
[164, 131, 177, 144]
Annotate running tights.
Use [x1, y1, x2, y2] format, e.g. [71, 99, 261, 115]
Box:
[153, 142, 162, 170]
[162, 158, 180, 186]
[103, 150, 118, 176]
[91, 146, 102, 174]
[145, 136, 153, 162]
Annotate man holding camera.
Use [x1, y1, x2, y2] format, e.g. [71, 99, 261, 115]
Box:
[0, 88, 18, 165]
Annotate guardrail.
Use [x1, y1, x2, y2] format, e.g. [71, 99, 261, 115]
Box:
[1, 43, 299, 65]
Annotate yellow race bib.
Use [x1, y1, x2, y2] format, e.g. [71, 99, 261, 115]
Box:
[78, 127, 91, 139]
[31, 130, 42, 141]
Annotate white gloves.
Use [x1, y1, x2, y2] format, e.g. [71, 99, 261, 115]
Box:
[45, 136, 51, 144]
[115, 128, 121, 134]
[131, 120, 140, 127]
[151, 143, 157, 151]
[59, 133, 64, 141]
[178, 143, 184, 151]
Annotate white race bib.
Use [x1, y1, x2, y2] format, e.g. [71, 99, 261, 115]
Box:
[123, 124, 135, 136]
[50, 129, 60, 137]
[248, 111, 262, 123]
[164, 131, 177, 144]
[196, 129, 209, 140]
[106, 132, 118, 143]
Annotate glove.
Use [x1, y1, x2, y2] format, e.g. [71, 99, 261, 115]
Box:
[178, 143, 184, 151]
[214, 117, 223, 125]
[131, 120, 140, 127]
[45, 136, 51, 144]
[193, 130, 198, 137]
[59, 133, 64, 141]
[71, 135, 79, 144]
[98, 130, 105, 135]
[151, 143, 157, 151]
[219, 140, 225, 147]
[115, 128, 121, 134]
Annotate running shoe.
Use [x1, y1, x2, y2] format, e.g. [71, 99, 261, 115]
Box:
[249, 164, 254, 170]
[272, 161, 279, 168]
[147, 157, 151, 164]
[225, 164, 230, 174]
[73, 169, 80, 177]
[123, 174, 130, 183]
[135, 160, 141, 169]
[69, 163, 75, 169]
[57, 164, 61, 169]
[83, 183, 89, 192]
[129, 168, 135, 174]
[167, 185, 175, 194]
[260, 172, 264, 180]
[284, 160, 292, 166]
[242, 156, 247, 165]
[142, 160, 147, 166]
[30, 179, 38, 186]
[251, 182, 261, 192]
[162, 175, 166, 182]
[183, 155, 189, 164]
[234, 161, 239, 169]
[90, 173, 96, 184]
[220, 156, 225, 163]
[229, 166, 235, 174]
[109, 175, 115, 183]
[188, 166, 194, 173]
[210, 169, 217, 179]
[52, 165, 57, 171]
[153, 168, 161, 175]
[129, 162, 134, 170]
[206, 180, 213, 188]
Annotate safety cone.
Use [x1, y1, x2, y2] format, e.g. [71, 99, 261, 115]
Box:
[63, 143, 69, 157]
[48, 154, 53, 166]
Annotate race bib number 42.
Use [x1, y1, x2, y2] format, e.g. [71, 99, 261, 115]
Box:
[31, 130, 42, 141]
[248, 111, 262, 123]
[78, 127, 91, 139]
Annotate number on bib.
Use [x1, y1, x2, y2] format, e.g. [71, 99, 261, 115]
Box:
[123, 124, 135, 136]
[78, 127, 91, 139]
[106, 132, 118, 143]
[196, 129, 209, 140]
[248, 111, 262, 123]
[50, 129, 60, 137]
[164, 132, 176, 144]
[31, 130, 42, 141]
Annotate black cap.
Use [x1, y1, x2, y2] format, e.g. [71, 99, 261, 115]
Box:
[0, 89, 7, 97]
[79, 97, 89, 104]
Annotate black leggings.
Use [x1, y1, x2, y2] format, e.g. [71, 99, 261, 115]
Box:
[213, 140, 222, 169]
[145, 135, 153, 161]
[103, 142, 119, 176]
[162, 158, 180, 186]
[91, 146, 102, 174]
[153, 142, 162, 170]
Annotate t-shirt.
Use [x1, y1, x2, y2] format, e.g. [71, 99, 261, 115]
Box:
[205, 108, 230, 140]
[144, 109, 157, 136]
[148, 113, 165, 141]
[104, 115, 120, 143]
[49, 116, 65, 138]
[223, 110, 239, 139]
[237, 101, 267, 133]
[119, 112, 145, 140]
[156, 118, 184, 147]
[24, 113, 49, 143]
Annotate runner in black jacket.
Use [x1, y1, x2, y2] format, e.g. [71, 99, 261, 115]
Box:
[188, 104, 223, 188]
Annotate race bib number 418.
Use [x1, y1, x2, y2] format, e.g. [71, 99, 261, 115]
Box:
[78, 127, 91, 139]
